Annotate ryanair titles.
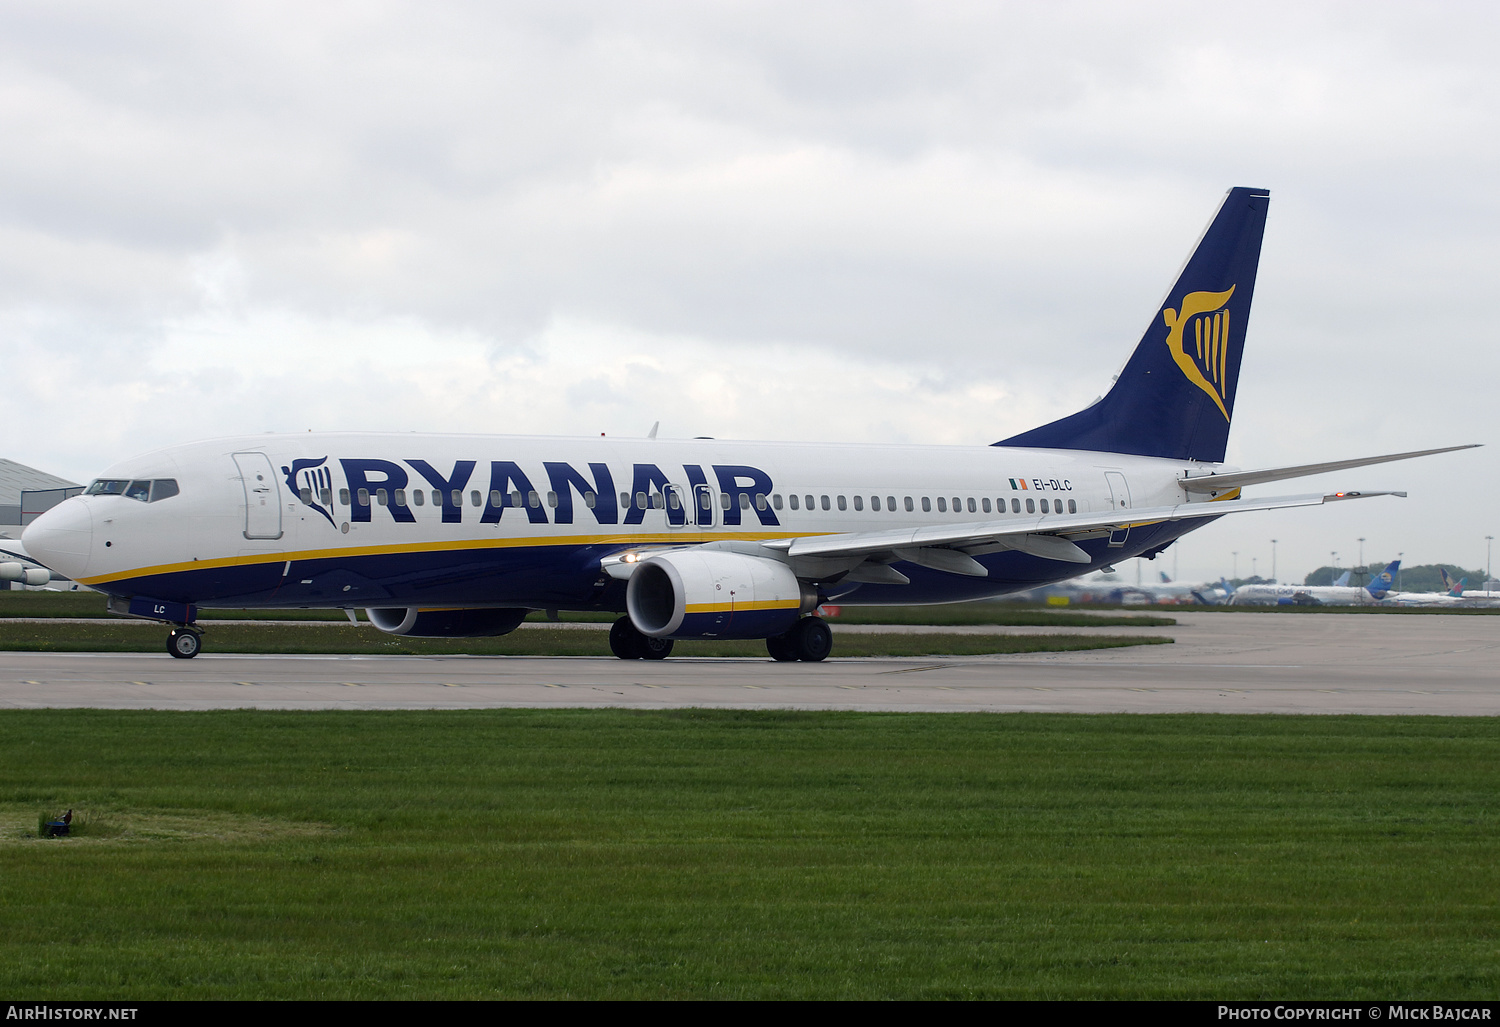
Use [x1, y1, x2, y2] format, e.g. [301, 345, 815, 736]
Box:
[282, 457, 780, 529]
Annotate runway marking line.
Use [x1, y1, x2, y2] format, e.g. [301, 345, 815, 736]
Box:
[442, 683, 459, 688]
[543, 684, 564, 689]
[234, 681, 255, 687]
[342, 682, 360, 688]
[22, 680, 41, 685]
[131, 681, 149, 686]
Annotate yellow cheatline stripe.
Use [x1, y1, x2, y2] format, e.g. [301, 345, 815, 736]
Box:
[78, 529, 818, 586]
[684, 599, 801, 614]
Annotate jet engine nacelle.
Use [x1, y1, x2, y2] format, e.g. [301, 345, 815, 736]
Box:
[626, 550, 817, 639]
[365, 607, 529, 637]
[0, 562, 50, 585]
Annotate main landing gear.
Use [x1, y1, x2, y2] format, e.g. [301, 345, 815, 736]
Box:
[610, 617, 674, 660]
[607, 615, 833, 662]
[765, 617, 832, 663]
[166, 627, 203, 659]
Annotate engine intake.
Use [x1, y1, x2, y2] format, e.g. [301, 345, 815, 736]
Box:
[365, 607, 529, 638]
[626, 550, 816, 639]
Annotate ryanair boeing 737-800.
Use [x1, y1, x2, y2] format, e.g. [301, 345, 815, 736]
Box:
[21, 188, 1478, 660]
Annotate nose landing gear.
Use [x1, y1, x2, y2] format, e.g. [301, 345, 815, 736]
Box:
[167, 628, 203, 659]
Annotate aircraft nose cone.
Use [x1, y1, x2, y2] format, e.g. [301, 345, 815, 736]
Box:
[21, 499, 93, 580]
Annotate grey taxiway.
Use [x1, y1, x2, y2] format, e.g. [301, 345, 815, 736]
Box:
[2, 611, 1498, 715]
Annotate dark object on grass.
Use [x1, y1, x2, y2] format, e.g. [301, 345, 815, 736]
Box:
[43, 809, 73, 838]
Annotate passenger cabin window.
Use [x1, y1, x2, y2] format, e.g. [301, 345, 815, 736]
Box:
[922, 497, 931, 512]
[789, 494, 800, 510]
[529, 491, 541, 509]
[432, 490, 442, 506]
[1025, 498, 1035, 513]
[299, 487, 312, 504]
[887, 496, 896, 511]
[952, 497, 961, 512]
[413, 489, 425, 506]
[471, 490, 481, 507]
[394, 489, 407, 507]
[755, 493, 767, 511]
[820, 495, 831, 511]
[852, 495, 863, 511]
[836, 495, 847, 511]
[1011, 498, 1021, 513]
[340, 488, 350, 506]
[319, 487, 331, 506]
[1039, 498, 1048, 513]
[870, 496, 880, 511]
[358, 488, 370, 506]
[982, 498, 991, 513]
[967, 497, 977, 513]
[904, 497, 914, 512]
[1068, 499, 1077, 513]
[937, 497, 947, 512]
[806, 495, 815, 510]
[584, 491, 597, 509]
[490, 490, 503, 506]
[547, 491, 559, 508]
[772, 494, 783, 510]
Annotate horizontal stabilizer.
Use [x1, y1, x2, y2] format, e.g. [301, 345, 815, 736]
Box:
[1179, 444, 1479, 493]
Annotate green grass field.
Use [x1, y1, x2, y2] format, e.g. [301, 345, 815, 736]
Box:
[1, 710, 1496, 999]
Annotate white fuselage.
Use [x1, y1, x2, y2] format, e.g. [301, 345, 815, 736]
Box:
[23, 431, 1227, 612]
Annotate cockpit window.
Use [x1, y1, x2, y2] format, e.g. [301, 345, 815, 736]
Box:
[84, 478, 179, 502]
[85, 479, 130, 496]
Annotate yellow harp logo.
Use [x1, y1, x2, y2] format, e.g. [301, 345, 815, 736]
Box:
[1162, 286, 1235, 421]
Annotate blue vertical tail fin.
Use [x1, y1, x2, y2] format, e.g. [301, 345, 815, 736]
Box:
[1366, 560, 1400, 599]
[996, 187, 1270, 462]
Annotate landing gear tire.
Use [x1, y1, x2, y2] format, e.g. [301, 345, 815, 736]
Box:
[609, 617, 642, 660]
[610, 617, 673, 660]
[167, 628, 202, 659]
[639, 635, 674, 660]
[766, 632, 798, 662]
[788, 617, 833, 662]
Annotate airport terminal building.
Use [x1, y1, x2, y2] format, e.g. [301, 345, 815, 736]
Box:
[0, 458, 81, 528]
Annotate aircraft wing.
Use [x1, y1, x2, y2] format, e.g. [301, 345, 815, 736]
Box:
[1178, 444, 1478, 493]
[758, 490, 1403, 566]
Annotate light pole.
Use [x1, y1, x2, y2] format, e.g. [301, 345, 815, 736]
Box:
[1358, 537, 1365, 577]
[1252, 557, 1258, 579]
[1270, 539, 1277, 583]
[1232, 551, 1239, 582]
[1398, 552, 1403, 592]
[1488, 536, 1494, 587]
[1331, 552, 1338, 584]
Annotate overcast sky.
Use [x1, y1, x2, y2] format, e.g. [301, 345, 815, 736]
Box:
[3, 1, 1496, 584]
